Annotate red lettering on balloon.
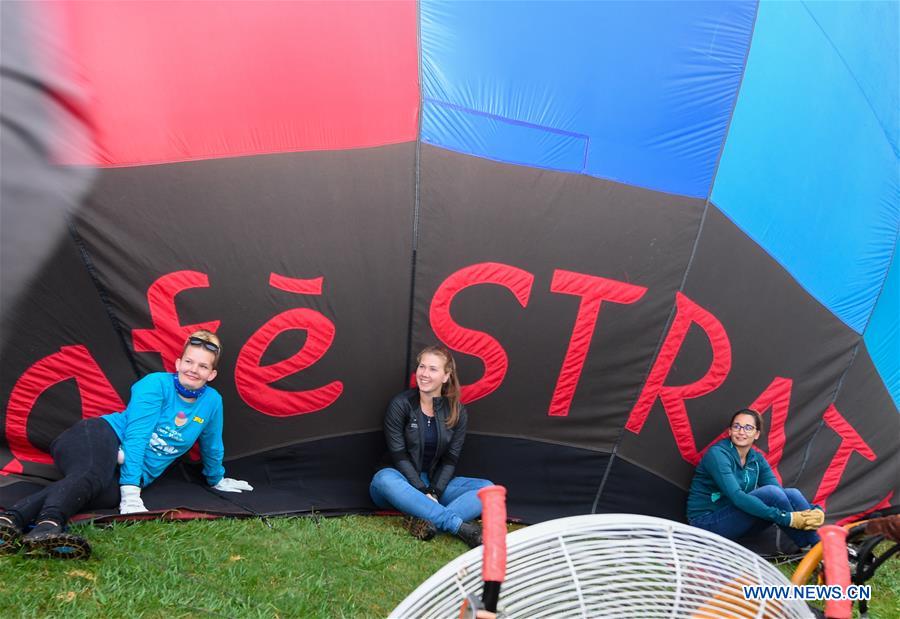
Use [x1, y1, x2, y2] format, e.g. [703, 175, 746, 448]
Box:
[625, 292, 732, 464]
[269, 273, 323, 295]
[747, 377, 792, 483]
[0, 457, 23, 476]
[430, 262, 534, 404]
[813, 404, 877, 509]
[547, 269, 646, 416]
[132, 271, 221, 371]
[234, 273, 342, 416]
[5, 346, 125, 464]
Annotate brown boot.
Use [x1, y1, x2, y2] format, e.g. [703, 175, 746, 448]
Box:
[405, 516, 437, 541]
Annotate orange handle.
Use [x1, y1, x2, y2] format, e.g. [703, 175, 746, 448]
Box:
[478, 485, 507, 584]
[819, 524, 851, 619]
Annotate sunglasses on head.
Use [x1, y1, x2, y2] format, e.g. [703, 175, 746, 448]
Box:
[188, 337, 220, 354]
[731, 423, 756, 433]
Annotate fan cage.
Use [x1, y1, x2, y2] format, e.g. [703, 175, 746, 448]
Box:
[391, 514, 813, 619]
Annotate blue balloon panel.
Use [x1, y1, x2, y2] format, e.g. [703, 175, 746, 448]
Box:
[803, 0, 899, 157]
[865, 236, 899, 410]
[420, 0, 756, 198]
[712, 0, 900, 335]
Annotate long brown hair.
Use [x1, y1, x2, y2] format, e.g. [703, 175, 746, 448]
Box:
[417, 345, 462, 428]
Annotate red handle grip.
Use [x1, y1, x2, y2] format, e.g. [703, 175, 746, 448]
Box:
[478, 485, 507, 584]
[819, 524, 851, 619]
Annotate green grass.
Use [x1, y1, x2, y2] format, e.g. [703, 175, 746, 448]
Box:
[1, 516, 897, 618]
[0, 516, 464, 618]
[775, 542, 899, 619]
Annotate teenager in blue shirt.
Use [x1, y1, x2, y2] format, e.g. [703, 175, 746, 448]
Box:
[687, 408, 824, 549]
[0, 330, 251, 558]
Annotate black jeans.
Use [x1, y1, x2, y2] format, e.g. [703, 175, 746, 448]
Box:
[6, 417, 121, 527]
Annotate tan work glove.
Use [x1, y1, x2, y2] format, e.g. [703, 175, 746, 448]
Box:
[789, 508, 824, 530]
[802, 508, 825, 530]
[788, 511, 807, 528]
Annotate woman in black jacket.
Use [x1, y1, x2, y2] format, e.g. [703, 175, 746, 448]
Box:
[370, 345, 491, 548]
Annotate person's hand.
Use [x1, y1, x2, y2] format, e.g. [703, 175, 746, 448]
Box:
[119, 485, 148, 514]
[802, 508, 825, 530]
[213, 478, 253, 493]
[789, 509, 824, 530]
[788, 511, 808, 529]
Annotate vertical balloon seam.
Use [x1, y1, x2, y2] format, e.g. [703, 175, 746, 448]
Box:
[718, 0, 899, 407]
[862, 227, 900, 411]
[788, 342, 861, 490]
[404, 0, 426, 387]
[861, 227, 900, 336]
[711, 2, 897, 337]
[591, 0, 763, 514]
[800, 1, 898, 158]
[67, 216, 142, 380]
[710, 0, 900, 496]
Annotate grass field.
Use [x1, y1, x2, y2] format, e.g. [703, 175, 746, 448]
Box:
[0, 515, 897, 618]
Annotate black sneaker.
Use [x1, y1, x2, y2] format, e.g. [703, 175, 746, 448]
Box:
[22, 520, 92, 560]
[405, 517, 437, 541]
[0, 515, 22, 555]
[456, 521, 483, 548]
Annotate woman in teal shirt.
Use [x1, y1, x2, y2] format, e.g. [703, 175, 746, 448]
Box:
[687, 409, 824, 549]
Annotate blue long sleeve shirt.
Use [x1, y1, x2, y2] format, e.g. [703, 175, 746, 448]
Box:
[686, 438, 791, 527]
[102, 372, 225, 488]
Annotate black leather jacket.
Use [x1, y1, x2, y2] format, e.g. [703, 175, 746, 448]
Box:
[381, 388, 468, 497]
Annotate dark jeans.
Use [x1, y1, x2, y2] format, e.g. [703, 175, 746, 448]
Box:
[689, 486, 820, 548]
[6, 417, 120, 528]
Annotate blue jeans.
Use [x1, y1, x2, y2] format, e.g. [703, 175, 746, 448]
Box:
[690, 486, 820, 548]
[370, 468, 492, 534]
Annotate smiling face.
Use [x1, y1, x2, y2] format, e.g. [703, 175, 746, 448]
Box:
[729, 412, 761, 449]
[416, 352, 450, 398]
[174, 346, 218, 393]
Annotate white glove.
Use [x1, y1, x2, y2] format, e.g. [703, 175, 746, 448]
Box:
[119, 484, 148, 514]
[212, 477, 253, 493]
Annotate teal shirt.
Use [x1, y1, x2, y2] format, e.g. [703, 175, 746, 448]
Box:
[102, 372, 225, 488]
[686, 438, 790, 527]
